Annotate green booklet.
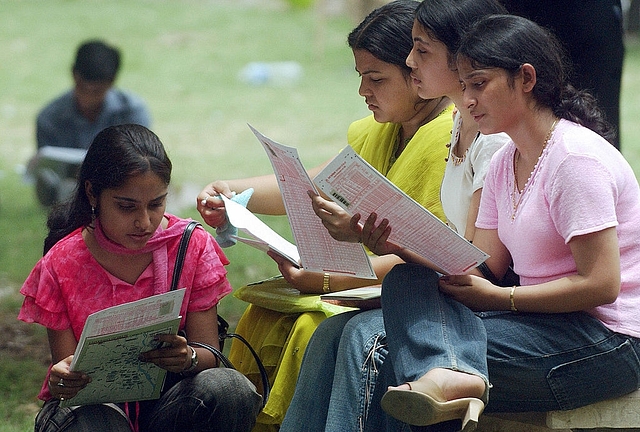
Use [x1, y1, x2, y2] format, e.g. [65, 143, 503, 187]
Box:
[60, 289, 185, 407]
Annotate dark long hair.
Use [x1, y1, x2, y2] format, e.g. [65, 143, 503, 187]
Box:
[347, 0, 419, 78]
[44, 124, 172, 254]
[457, 14, 614, 143]
[414, 0, 507, 66]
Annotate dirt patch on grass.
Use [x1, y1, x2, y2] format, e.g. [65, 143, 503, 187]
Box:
[0, 308, 50, 366]
[0, 279, 49, 365]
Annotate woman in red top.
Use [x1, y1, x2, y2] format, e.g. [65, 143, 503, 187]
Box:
[19, 124, 262, 432]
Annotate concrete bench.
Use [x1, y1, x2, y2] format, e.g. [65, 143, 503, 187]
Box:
[477, 388, 640, 431]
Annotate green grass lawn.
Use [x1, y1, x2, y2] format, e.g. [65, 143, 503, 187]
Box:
[0, 1, 362, 429]
[1, 1, 640, 430]
[1, 0, 364, 312]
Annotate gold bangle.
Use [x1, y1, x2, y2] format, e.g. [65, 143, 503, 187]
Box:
[323, 273, 331, 293]
[510, 286, 518, 312]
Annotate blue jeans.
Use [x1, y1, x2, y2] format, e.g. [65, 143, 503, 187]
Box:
[365, 263, 640, 431]
[35, 368, 262, 432]
[280, 309, 387, 432]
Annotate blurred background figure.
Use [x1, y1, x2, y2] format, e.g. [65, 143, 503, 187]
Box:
[28, 39, 151, 206]
[501, 0, 625, 150]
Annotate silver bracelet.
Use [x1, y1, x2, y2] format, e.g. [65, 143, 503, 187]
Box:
[181, 346, 199, 374]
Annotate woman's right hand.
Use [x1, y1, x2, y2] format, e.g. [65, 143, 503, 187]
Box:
[48, 355, 91, 401]
[358, 212, 403, 257]
[196, 181, 234, 228]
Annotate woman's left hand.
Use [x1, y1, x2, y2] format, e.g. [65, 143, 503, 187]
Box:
[139, 334, 192, 373]
[439, 274, 504, 311]
[267, 250, 323, 293]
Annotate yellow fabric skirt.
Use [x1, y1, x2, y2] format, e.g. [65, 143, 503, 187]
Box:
[229, 279, 353, 430]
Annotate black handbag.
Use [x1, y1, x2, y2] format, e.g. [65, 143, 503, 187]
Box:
[170, 221, 270, 408]
[477, 261, 520, 287]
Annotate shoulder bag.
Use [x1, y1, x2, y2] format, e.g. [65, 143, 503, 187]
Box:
[171, 220, 270, 408]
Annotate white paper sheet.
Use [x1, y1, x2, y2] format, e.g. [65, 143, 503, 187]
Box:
[77, 288, 185, 340]
[222, 194, 301, 266]
[314, 145, 489, 275]
[246, 125, 376, 279]
[320, 286, 381, 301]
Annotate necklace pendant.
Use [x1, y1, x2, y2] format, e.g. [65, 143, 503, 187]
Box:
[451, 153, 466, 166]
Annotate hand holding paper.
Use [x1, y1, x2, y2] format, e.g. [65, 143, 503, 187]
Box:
[214, 188, 254, 247]
[60, 289, 186, 407]
[229, 125, 376, 280]
[308, 191, 363, 243]
[313, 146, 489, 275]
[356, 211, 405, 257]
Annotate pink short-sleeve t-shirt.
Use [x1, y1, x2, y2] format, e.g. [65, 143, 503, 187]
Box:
[477, 120, 640, 338]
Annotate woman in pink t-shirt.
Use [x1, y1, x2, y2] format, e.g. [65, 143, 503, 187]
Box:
[19, 124, 261, 432]
[357, 14, 640, 432]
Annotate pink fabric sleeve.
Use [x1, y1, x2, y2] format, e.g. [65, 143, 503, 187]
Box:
[548, 154, 619, 242]
[19, 255, 72, 331]
[475, 144, 505, 230]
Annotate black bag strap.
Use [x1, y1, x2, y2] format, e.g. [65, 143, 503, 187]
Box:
[476, 262, 499, 286]
[477, 261, 520, 288]
[171, 221, 199, 291]
[171, 220, 270, 408]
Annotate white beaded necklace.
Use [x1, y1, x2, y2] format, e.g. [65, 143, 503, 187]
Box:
[511, 119, 558, 220]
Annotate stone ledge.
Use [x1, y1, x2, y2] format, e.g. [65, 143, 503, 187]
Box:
[478, 389, 640, 431]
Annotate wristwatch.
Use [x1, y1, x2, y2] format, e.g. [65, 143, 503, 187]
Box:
[182, 346, 198, 374]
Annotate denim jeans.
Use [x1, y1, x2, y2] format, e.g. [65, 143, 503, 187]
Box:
[280, 309, 387, 432]
[365, 263, 640, 431]
[35, 368, 262, 432]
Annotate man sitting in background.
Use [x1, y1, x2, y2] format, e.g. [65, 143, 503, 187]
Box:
[29, 39, 151, 205]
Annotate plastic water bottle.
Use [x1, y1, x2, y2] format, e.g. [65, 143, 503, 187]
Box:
[238, 61, 303, 86]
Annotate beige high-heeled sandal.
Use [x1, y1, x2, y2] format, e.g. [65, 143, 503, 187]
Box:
[380, 377, 485, 431]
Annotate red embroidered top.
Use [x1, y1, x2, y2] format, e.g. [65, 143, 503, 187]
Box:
[19, 214, 232, 400]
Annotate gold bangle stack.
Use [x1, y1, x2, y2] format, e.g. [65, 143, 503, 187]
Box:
[323, 273, 331, 293]
[510, 286, 518, 312]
